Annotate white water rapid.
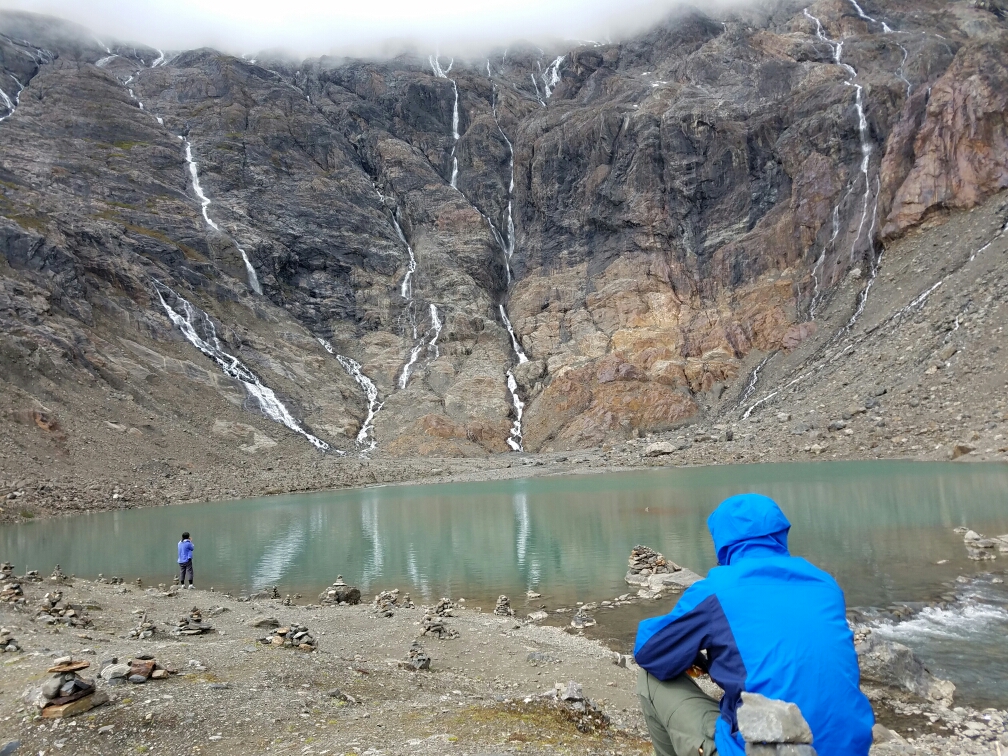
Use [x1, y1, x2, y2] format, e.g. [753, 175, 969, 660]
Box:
[154, 281, 331, 451]
[318, 338, 382, 450]
[500, 305, 528, 364]
[180, 137, 262, 295]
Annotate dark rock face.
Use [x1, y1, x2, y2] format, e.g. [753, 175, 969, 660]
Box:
[0, 2, 1005, 458]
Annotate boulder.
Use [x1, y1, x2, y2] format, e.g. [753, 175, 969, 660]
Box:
[856, 636, 955, 706]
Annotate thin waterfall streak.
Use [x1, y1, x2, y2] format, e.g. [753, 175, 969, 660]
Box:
[428, 304, 442, 360]
[154, 281, 332, 452]
[399, 340, 425, 389]
[738, 354, 772, 408]
[318, 338, 382, 450]
[181, 137, 261, 294]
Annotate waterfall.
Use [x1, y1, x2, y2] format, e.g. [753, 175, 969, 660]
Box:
[500, 305, 528, 363]
[180, 137, 262, 295]
[154, 281, 331, 451]
[542, 55, 564, 97]
[802, 7, 880, 325]
[317, 338, 382, 450]
[0, 74, 24, 124]
[151, 49, 165, 67]
[430, 55, 461, 190]
[428, 304, 442, 360]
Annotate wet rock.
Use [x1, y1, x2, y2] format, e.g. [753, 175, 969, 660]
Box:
[737, 692, 814, 745]
[493, 595, 514, 617]
[856, 635, 955, 706]
[526, 610, 548, 623]
[318, 576, 361, 606]
[570, 608, 596, 629]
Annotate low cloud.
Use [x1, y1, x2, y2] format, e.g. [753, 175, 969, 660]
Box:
[0, 0, 753, 59]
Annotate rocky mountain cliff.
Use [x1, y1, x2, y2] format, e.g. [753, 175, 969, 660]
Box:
[1, 1, 1006, 488]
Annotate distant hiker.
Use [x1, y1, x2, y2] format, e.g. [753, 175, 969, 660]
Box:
[634, 493, 873, 756]
[177, 531, 194, 590]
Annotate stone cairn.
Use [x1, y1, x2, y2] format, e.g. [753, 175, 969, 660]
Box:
[96, 574, 125, 585]
[494, 595, 514, 617]
[29, 657, 108, 719]
[127, 611, 157, 640]
[372, 589, 414, 617]
[426, 597, 456, 617]
[571, 607, 597, 630]
[99, 655, 176, 686]
[37, 590, 92, 628]
[421, 612, 460, 639]
[628, 545, 680, 577]
[0, 627, 21, 652]
[171, 606, 214, 636]
[318, 576, 362, 606]
[0, 572, 24, 606]
[260, 623, 318, 651]
[399, 641, 431, 671]
[49, 563, 71, 585]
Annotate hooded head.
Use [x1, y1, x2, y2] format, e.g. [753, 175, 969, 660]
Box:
[707, 493, 791, 566]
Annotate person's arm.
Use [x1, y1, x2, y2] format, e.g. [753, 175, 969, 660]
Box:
[634, 581, 724, 681]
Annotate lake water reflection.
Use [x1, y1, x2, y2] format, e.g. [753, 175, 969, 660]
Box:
[4, 460, 1008, 703]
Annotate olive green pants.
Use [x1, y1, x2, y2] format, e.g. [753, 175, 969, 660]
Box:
[637, 669, 720, 756]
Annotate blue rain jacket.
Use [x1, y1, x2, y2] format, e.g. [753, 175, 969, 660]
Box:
[634, 494, 874, 756]
[177, 538, 193, 564]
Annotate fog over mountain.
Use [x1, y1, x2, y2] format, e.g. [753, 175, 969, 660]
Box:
[0, 0, 758, 57]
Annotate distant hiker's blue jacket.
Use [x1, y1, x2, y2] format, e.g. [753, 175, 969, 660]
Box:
[634, 494, 874, 756]
[177, 539, 193, 564]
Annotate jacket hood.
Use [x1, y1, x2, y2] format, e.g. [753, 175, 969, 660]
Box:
[707, 493, 791, 566]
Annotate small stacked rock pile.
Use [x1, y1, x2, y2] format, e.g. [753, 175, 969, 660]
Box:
[421, 611, 459, 639]
[0, 627, 21, 652]
[494, 595, 514, 616]
[30, 657, 108, 719]
[628, 545, 680, 576]
[372, 589, 413, 617]
[425, 597, 456, 617]
[171, 607, 213, 636]
[625, 545, 702, 598]
[36, 591, 92, 628]
[260, 623, 318, 651]
[571, 607, 596, 630]
[319, 576, 361, 606]
[0, 580, 23, 605]
[1, 562, 13, 579]
[737, 692, 817, 755]
[99, 655, 176, 685]
[399, 641, 431, 671]
[957, 527, 1008, 560]
[49, 564, 71, 585]
[96, 574, 125, 585]
[545, 681, 609, 733]
[127, 611, 156, 640]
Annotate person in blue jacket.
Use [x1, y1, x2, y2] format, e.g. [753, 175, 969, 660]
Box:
[633, 493, 874, 756]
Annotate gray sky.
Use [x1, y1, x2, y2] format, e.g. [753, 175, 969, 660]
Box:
[0, 0, 735, 58]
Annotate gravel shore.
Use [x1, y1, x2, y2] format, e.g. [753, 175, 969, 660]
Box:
[1, 575, 1006, 755]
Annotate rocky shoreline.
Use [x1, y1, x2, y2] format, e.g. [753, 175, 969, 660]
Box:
[0, 555, 1006, 755]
